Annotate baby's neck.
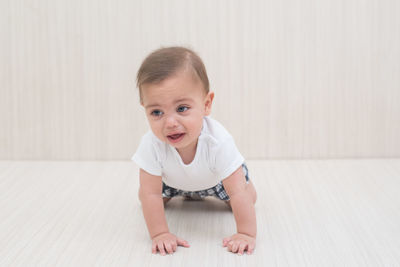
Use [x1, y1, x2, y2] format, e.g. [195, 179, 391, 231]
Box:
[176, 139, 198, 165]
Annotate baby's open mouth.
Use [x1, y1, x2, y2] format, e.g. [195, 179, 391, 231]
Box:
[167, 133, 185, 143]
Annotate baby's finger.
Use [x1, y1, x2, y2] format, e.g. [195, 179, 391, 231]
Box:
[164, 241, 174, 254]
[231, 241, 240, 253]
[238, 243, 247, 255]
[157, 241, 166, 256]
[171, 242, 177, 252]
[177, 238, 190, 247]
[223, 237, 231, 247]
[247, 243, 256, 254]
[152, 242, 157, 254]
[227, 244, 232, 252]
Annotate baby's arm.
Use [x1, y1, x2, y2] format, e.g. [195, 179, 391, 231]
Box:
[138, 169, 190, 255]
[222, 166, 257, 255]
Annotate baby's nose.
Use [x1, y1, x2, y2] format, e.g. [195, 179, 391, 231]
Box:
[165, 115, 178, 128]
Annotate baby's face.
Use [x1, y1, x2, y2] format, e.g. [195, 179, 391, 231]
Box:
[141, 69, 214, 153]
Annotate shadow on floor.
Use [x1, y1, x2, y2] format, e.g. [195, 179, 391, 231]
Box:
[165, 196, 233, 214]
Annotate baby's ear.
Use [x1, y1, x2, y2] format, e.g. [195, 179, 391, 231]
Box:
[204, 91, 214, 115]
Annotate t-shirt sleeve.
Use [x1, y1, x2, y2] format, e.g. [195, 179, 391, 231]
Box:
[131, 133, 162, 176]
[214, 136, 245, 180]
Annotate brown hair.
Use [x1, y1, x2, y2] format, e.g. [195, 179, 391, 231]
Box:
[136, 46, 210, 102]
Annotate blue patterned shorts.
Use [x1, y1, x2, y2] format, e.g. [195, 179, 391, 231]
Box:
[162, 163, 250, 201]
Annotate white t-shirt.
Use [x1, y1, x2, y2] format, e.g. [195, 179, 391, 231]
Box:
[132, 116, 245, 191]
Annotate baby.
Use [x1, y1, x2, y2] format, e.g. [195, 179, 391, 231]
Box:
[132, 46, 257, 256]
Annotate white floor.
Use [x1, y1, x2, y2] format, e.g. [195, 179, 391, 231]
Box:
[0, 159, 400, 267]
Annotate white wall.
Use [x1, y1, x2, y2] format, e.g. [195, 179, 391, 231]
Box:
[1, 0, 399, 160]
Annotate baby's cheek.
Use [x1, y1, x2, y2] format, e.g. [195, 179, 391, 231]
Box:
[150, 124, 164, 138]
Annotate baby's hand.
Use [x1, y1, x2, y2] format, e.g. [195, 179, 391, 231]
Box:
[152, 232, 190, 255]
[222, 233, 256, 255]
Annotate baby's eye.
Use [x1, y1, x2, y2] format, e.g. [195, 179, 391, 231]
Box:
[151, 110, 163, 117]
[177, 106, 189, 113]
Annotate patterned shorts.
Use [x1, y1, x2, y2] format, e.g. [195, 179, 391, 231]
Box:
[162, 163, 250, 201]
